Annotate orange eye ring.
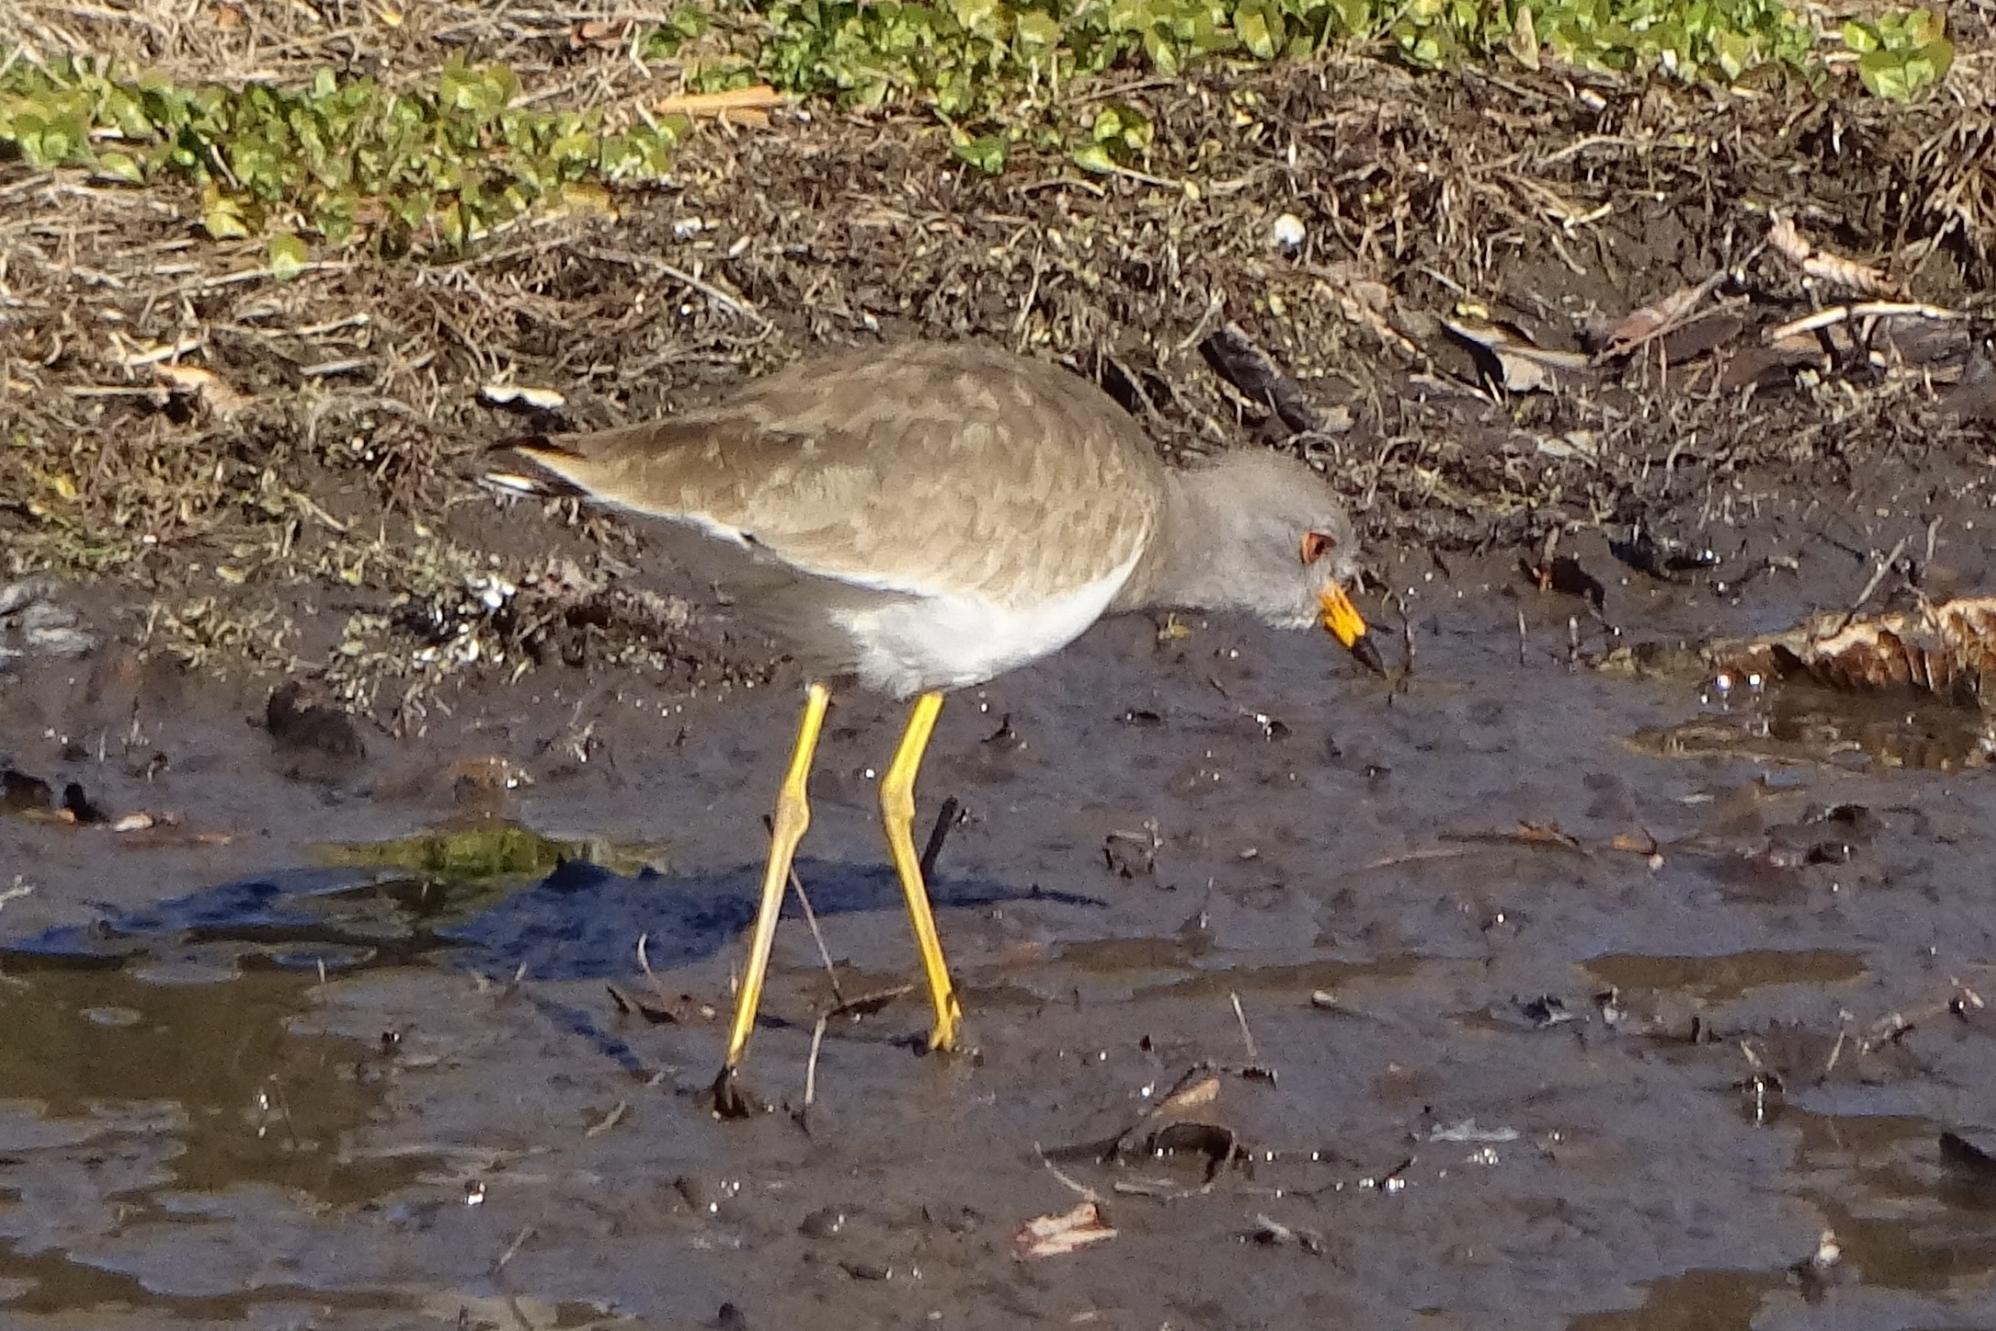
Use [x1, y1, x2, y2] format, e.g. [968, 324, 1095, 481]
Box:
[1300, 531, 1337, 565]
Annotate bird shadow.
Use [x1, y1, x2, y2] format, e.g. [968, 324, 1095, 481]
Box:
[0, 856, 1105, 986]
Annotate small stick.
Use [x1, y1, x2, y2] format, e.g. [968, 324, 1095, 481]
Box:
[802, 1011, 831, 1111]
[1036, 1143, 1108, 1203]
[1230, 991, 1259, 1064]
[636, 932, 668, 1002]
[584, 247, 769, 327]
[919, 795, 961, 882]
[798, 984, 916, 1117]
[1394, 592, 1417, 678]
[1846, 535, 1908, 618]
[1821, 1026, 1847, 1080]
[1363, 845, 1480, 871]
[493, 1225, 536, 1273]
[1766, 301, 1960, 343]
[787, 863, 841, 1003]
[1517, 608, 1529, 666]
[763, 813, 844, 1005]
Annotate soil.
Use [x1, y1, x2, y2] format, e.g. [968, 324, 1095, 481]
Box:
[6, 39, 1996, 1331]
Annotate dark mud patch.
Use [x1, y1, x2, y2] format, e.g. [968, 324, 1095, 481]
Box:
[6, 547, 1996, 1326]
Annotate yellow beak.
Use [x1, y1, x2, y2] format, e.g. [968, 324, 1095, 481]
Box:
[1319, 584, 1385, 674]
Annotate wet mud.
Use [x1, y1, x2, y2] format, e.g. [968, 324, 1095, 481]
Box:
[5, 533, 1996, 1331]
[7, 32, 1996, 1331]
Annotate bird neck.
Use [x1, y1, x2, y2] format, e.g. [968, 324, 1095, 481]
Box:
[1115, 462, 1252, 614]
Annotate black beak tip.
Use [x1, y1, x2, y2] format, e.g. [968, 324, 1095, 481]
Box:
[1351, 633, 1387, 676]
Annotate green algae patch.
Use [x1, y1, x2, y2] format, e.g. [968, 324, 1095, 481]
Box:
[314, 819, 671, 884]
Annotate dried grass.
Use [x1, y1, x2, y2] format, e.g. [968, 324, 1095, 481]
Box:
[5, 8, 1996, 716]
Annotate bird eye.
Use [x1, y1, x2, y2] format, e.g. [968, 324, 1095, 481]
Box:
[1300, 531, 1337, 565]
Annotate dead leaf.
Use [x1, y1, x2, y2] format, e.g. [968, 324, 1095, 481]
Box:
[1768, 215, 1905, 298]
[1442, 317, 1590, 394]
[480, 383, 567, 411]
[1120, 1121, 1240, 1181]
[1318, 264, 1417, 355]
[1608, 830, 1660, 855]
[569, 18, 631, 47]
[154, 363, 252, 415]
[1708, 596, 1996, 706]
[606, 983, 681, 1025]
[1510, 822, 1583, 850]
[1014, 1201, 1117, 1259]
[1199, 323, 1328, 433]
[1156, 1072, 1220, 1116]
[1767, 215, 1810, 265]
[653, 84, 787, 127]
[1102, 1066, 1246, 1185]
[1596, 280, 1712, 360]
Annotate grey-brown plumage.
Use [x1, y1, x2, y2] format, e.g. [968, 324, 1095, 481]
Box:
[485, 341, 1375, 696]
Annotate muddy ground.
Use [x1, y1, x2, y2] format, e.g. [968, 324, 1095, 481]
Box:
[6, 37, 1996, 1331]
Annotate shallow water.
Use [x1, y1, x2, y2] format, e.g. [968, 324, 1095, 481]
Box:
[3, 549, 1995, 1329]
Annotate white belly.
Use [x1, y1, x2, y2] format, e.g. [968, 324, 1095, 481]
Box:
[831, 555, 1138, 697]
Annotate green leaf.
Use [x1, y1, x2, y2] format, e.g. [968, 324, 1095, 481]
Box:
[1096, 101, 1151, 150]
[1858, 49, 1908, 99]
[1188, 11, 1232, 53]
[1071, 141, 1117, 174]
[951, 0, 998, 34]
[1713, 29, 1751, 81]
[203, 197, 251, 239]
[268, 231, 309, 279]
[94, 150, 143, 183]
[1328, 0, 1370, 37]
[1918, 36, 1955, 83]
[952, 132, 1006, 174]
[1236, 1, 1282, 59]
[1107, 0, 1148, 33]
[1015, 10, 1060, 47]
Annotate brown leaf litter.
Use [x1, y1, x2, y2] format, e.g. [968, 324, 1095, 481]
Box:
[1604, 596, 1996, 708]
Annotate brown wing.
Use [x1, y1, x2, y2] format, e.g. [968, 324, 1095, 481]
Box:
[491, 343, 1165, 607]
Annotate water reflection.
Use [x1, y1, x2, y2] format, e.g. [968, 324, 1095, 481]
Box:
[1630, 686, 1996, 772]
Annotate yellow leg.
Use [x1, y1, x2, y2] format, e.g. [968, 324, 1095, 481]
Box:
[723, 681, 831, 1070]
[879, 690, 962, 1051]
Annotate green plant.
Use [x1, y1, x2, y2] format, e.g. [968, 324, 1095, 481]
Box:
[0, 0, 1955, 236]
[0, 55, 685, 251]
[652, 0, 1950, 175]
[1841, 8, 1952, 101]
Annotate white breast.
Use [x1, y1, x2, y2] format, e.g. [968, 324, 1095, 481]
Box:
[830, 552, 1140, 697]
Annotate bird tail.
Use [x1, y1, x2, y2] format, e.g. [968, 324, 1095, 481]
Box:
[479, 436, 589, 499]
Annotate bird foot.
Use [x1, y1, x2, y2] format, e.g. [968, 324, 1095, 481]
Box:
[708, 1066, 767, 1120]
[925, 992, 965, 1054]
